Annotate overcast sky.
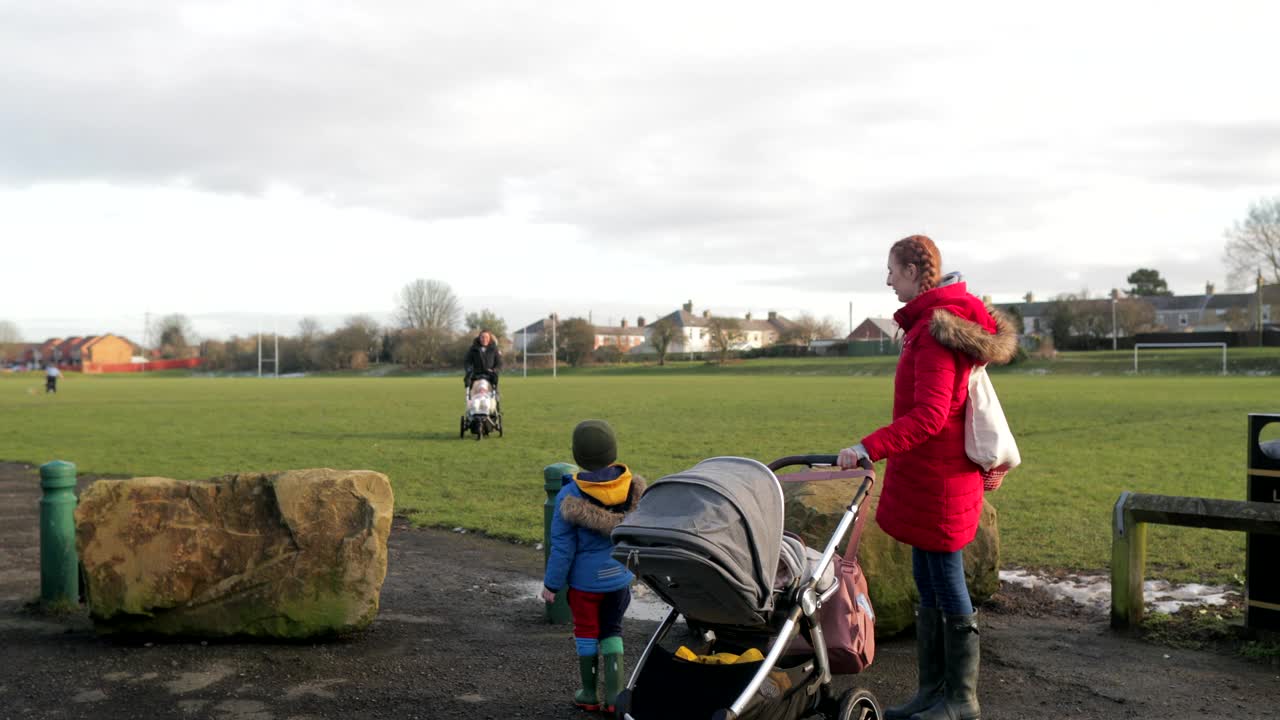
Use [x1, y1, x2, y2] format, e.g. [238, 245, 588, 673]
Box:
[3, 1, 1278, 342]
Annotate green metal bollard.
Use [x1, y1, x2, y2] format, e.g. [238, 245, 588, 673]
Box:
[39, 460, 79, 607]
[543, 462, 577, 624]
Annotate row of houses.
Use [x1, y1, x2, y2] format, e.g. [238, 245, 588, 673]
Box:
[10, 334, 137, 369]
[514, 301, 798, 354]
[1002, 283, 1278, 339]
[511, 283, 1278, 358]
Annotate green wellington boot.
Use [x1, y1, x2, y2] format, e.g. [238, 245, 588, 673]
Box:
[911, 613, 981, 720]
[574, 654, 600, 711]
[884, 606, 944, 719]
[601, 636, 626, 712]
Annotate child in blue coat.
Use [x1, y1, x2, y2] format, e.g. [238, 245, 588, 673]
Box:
[541, 419, 645, 712]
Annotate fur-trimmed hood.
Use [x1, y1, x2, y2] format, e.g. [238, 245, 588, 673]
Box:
[930, 304, 1020, 366]
[559, 476, 646, 536]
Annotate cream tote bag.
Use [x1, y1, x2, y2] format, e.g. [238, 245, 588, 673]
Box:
[965, 364, 1020, 489]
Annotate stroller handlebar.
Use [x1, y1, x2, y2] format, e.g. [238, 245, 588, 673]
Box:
[766, 454, 873, 472]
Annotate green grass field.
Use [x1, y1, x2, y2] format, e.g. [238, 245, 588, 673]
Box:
[3, 360, 1277, 584]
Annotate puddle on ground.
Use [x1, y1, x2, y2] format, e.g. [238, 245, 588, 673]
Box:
[213, 698, 272, 720]
[513, 580, 675, 622]
[283, 679, 345, 700]
[376, 612, 444, 625]
[164, 663, 236, 694]
[72, 689, 106, 703]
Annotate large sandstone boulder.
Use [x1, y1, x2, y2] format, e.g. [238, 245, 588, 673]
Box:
[783, 475, 999, 637]
[75, 469, 393, 638]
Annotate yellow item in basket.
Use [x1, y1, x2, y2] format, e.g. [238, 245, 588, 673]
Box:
[674, 646, 765, 665]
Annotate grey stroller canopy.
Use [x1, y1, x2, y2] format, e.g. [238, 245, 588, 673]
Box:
[611, 456, 786, 625]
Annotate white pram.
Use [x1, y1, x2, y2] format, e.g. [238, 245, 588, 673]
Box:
[459, 377, 503, 441]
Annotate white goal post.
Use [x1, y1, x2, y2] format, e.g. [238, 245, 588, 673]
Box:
[1133, 342, 1227, 375]
[520, 316, 558, 378]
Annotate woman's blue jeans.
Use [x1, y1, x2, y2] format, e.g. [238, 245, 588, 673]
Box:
[912, 547, 973, 615]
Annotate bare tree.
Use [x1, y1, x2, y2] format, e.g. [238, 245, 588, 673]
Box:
[1114, 298, 1157, 337]
[1224, 197, 1280, 289]
[392, 328, 433, 368]
[779, 313, 841, 345]
[327, 315, 382, 369]
[398, 279, 461, 330]
[156, 314, 195, 358]
[0, 320, 20, 345]
[396, 279, 460, 365]
[706, 316, 745, 364]
[0, 319, 21, 364]
[1044, 295, 1078, 349]
[647, 317, 678, 365]
[297, 317, 324, 370]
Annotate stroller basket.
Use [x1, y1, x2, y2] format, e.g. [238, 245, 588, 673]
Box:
[628, 645, 815, 720]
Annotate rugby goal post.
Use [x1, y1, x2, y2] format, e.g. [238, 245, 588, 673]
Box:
[1133, 342, 1227, 375]
[520, 315, 557, 378]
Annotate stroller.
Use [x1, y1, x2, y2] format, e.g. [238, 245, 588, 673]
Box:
[458, 375, 503, 440]
[611, 455, 880, 720]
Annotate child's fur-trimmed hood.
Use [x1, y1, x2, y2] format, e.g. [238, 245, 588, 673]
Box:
[559, 476, 646, 536]
[930, 304, 1020, 366]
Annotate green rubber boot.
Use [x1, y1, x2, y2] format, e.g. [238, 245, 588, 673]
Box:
[601, 636, 626, 712]
[910, 613, 981, 720]
[575, 654, 599, 711]
[885, 606, 944, 719]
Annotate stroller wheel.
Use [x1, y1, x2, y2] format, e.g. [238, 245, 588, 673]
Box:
[496, 413, 504, 437]
[833, 688, 880, 720]
[459, 417, 466, 439]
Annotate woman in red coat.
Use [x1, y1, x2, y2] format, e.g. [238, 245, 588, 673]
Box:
[838, 235, 1016, 720]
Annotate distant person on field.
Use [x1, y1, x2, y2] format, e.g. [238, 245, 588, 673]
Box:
[542, 420, 645, 713]
[45, 363, 61, 394]
[837, 235, 1017, 720]
[463, 329, 502, 389]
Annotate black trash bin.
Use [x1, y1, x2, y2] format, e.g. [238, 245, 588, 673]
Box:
[1247, 413, 1280, 631]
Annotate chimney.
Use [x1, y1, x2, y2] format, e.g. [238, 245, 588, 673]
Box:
[1205, 282, 1215, 296]
[981, 295, 992, 305]
[637, 316, 646, 327]
[745, 311, 752, 321]
[620, 318, 628, 328]
[1023, 292, 1035, 303]
[768, 310, 777, 321]
[683, 300, 693, 313]
[702, 310, 711, 319]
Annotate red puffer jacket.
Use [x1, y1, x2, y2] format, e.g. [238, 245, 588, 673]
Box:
[861, 281, 1018, 552]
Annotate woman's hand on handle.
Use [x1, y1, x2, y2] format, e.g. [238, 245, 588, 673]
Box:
[837, 444, 869, 470]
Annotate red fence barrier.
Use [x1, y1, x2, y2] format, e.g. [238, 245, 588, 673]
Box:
[83, 358, 204, 374]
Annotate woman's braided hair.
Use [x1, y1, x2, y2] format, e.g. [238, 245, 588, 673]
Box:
[890, 235, 942, 293]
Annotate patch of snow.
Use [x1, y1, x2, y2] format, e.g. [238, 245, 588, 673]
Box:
[1000, 569, 1239, 614]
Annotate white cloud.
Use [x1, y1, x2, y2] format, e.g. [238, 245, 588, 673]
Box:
[2, 1, 1279, 340]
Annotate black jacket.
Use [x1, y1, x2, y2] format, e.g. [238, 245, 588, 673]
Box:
[464, 337, 502, 385]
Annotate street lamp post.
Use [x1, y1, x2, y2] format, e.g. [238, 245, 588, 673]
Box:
[1259, 271, 1266, 348]
[1111, 289, 1119, 352]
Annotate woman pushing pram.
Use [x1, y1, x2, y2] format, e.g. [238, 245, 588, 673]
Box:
[461, 330, 504, 440]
